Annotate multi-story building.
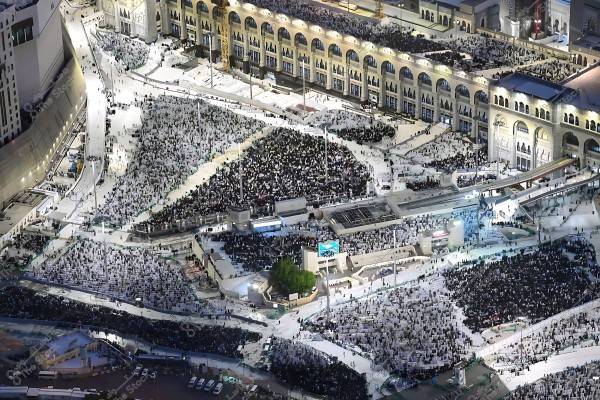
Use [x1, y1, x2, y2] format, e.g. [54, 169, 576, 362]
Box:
[0, 4, 21, 146]
[136, 0, 491, 136]
[99, 0, 158, 42]
[98, 0, 600, 173]
[12, 0, 65, 108]
[0, 0, 85, 205]
[489, 66, 600, 172]
[0, 0, 65, 147]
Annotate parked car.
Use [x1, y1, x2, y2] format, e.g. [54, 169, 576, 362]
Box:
[203, 380, 215, 391]
[195, 378, 206, 390]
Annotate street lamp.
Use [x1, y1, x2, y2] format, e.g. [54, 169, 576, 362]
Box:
[400, 3, 404, 31]
[91, 157, 99, 216]
[205, 32, 214, 89]
[238, 140, 243, 206]
[247, 51, 253, 99]
[473, 115, 480, 183]
[455, 19, 460, 38]
[299, 55, 307, 116]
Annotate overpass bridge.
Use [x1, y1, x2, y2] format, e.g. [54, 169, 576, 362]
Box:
[398, 157, 577, 211]
[520, 173, 600, 206]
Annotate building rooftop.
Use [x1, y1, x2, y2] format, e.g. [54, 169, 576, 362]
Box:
[494, 72, 565, 101]
[0, 203, 33, 236]
[42, 331, 94, 358]
[0, 0, 37, 12]
[560, 63, 600, 112]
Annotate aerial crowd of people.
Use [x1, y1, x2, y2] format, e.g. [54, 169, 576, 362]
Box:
[492, 60, 579, 83]
[0, 286, 260, 358]
[304, 285, 471, 379]
[96, 95, 265, 226]
[94, 31, 149, 70]
[505, 361, 600, 399]
[29, 239, 211, 313]
[443, 237, 599, 332]
[205, 209, 478, 274]
[312, 109, 396, 144]
[136, 128, 370, 232]
[269, 337, 369, 400]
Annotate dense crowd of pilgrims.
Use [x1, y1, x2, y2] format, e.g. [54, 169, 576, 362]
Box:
[136, 128, 370, 232]
[504, 361, 600, 399]
[405, 130, 488, 172]
[94, 31, 149, 70]
[10, 233, 51, 255]
[29, 239, 211, 313]
[204, 209, 478, 274]
[304, 285, 471, 379]
[14, 8, 600, 396]
[268, 337, 369, 400]
[441, 35, 546, 72]
[492, 60, 579, 83]
[96, 95, 265, 226]
[0, 286, 260, 358]
[491, 308, 600, 374]
[443, 237, 599, 332]
[311, 110, 396, 144]
[246, 0, 445, 54]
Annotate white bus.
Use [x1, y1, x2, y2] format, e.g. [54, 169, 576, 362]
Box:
[38, 371, 57, 379]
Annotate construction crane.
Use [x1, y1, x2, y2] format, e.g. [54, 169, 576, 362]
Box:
[376, 0, 384, 19]
[217, 0, 230, 72]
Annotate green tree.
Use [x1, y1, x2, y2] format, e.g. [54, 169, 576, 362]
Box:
[269, 256, 315, 295]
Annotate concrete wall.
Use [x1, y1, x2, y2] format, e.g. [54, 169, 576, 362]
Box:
[0, 54, 86, 206]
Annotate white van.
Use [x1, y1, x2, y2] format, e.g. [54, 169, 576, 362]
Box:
[213, 383, 223, 394]
[204, 380, 215, 391]
[195, 378, 206, 390]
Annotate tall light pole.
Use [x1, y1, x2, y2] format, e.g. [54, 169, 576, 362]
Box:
[206, 32, 214, 89]
[197, 101, 203, 159]
[247, 51, 253, 99]
[400, 3, 404, 31]
[238, 141, 243, 206]
[473, 115, 480, 183]
[91, 158, 99, 215]
[494, 120, 503, 177]
[325, 127, 329, 184]
[393, 229, 397, 287]
[299, 56, 307, 116]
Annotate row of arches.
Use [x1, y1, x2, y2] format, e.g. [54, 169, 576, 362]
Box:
[563, 133, 600, 156]
[174, 1, 489, 107]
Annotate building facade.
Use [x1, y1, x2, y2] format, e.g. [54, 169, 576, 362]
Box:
[489, 67, 600, 172]
[155, 0, 490, 135]
[101, 0, 600, 173]
[0, 5, 21, 147]
[12, 0, 65, 108]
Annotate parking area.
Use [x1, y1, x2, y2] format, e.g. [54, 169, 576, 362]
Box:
[0, 365, 246, 400]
